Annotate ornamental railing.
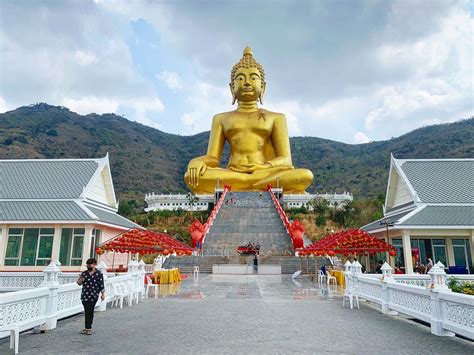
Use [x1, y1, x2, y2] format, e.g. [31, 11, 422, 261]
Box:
[267, 187, 290, 232]
[0, 260, 146, 340]
[344, 261, 474, 340]
[361, 274, 474, 288]
[201, 185, 230, 247]
[0, 272, 114, 292]
[267, 187, 300, 251]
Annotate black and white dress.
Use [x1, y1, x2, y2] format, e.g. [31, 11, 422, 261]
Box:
[80, 270, 105, 302]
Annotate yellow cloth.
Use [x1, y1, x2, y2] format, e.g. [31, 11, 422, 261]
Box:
[329, 270, 345, 286]
[154, 269, 181, 284]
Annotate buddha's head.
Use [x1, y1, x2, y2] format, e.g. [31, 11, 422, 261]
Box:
[230, 46, 266, 105]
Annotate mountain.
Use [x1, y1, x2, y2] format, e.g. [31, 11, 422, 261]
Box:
[1, 103, 472, 201]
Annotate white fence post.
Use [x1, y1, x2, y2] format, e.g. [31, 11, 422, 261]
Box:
[350, 261, 362, 294]
[138, 260, 146, 298]
[428, 262, 455, 337]
[97, 261, 108, 312]
[380, 262, 397, 315]
[41, 262, 61, 330]
[353, 261, 362, 274]
[128, 259, 141, 299]
[343, 261, 352, 292]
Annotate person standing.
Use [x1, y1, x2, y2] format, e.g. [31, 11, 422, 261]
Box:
[427, 258, 434, 272]
[253, 254, 259, 273]
[77, 258, 105, 335]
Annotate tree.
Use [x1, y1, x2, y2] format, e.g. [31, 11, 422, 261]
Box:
[186, 192, 199, 212]
[332, 201, 361, 228]
[372, 193, 385, 220]
[309, 197, 330, 226]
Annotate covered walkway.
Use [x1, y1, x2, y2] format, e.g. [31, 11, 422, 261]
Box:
[0, 275, 471, 354]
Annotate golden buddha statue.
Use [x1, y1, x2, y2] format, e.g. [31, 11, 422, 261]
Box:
[185, 46, 313, 194]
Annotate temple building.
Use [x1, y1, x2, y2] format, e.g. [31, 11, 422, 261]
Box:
[362, 155, 474, 274]
[144, 191, 353, 212]
[0, 154, 139, 271]
[144, 193, 214, 212]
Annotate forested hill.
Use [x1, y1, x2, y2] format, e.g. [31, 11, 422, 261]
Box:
[0, 103, 472, 200]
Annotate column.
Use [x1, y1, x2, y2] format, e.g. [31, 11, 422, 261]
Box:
[0, 225, 7, 266]
[97, 228, 104, 263]
[384, 235, 390, 266]
[402, 230, 413, 274]
[81, 225, 93, 268]
[445, 237, 455, 267]
[51, 225, 62, 263]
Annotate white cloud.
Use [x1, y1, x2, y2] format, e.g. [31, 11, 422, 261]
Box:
[127, 97, 165, 128]
[0, 96, 9, 113]
[354, 132, 371, 144]
[75, 50, 98, 66]
[62, 95, 164, 128]
[180, 82, 229, 134]
[0, 1, 166, 129]
[62, 96, 119, 115]
[1, 0, 471, 143]
[156, 71, 182, 91]
[364, 7, 472, 137]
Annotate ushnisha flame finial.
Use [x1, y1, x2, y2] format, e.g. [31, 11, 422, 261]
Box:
[230, 46, 265, 84]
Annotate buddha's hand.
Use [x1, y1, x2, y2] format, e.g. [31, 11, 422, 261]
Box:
[187, 160, 207, 187]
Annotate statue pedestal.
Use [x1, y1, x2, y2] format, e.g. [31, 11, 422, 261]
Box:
[212, 264, 254, 275]
[258, 265, 281, 275]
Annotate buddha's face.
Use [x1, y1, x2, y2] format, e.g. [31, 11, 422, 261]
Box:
[231, 67, 265, 102]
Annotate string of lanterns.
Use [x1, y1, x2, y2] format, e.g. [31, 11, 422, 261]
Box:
[96, 228, 193, 256]
[298, 229, 397, 257]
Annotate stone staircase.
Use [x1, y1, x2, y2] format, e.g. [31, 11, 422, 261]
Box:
[203, 192, 293, 256]
[163, 255, 323, 275]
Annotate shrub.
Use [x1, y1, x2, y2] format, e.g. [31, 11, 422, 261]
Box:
[447, 277, 474, 296]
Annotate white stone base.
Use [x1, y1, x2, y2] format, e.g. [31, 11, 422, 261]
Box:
[212, 264, 254, 275]
[258, 265, 281, 275]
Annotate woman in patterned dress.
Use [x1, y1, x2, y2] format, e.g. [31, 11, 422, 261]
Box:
[77, 258, 105, 335]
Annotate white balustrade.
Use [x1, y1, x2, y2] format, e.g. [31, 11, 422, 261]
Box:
[361, 274, 474, 288]
[345, 262, 474, 339]
[0, 261, 145, 347]
[0, 272, 115, 292]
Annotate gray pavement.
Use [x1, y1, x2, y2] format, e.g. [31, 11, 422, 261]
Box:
[0, 275, 472, 354]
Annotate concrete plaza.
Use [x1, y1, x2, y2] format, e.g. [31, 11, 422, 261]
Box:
[0, 275, 472, 354]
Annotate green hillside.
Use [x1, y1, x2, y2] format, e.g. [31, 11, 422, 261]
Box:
[1, 103, 472, 203]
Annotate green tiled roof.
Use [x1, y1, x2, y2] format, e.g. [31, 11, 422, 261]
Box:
[0, 157, 140, 229]
[0, 201, 91, 221]
[361, 210, 412, 232]
[400, 206, 474, 226]
[86, 205, 139, 229]
[400, 160, 474, 203]
[0, 160, 99, 199]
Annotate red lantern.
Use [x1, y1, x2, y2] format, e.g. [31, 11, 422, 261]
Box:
[389, 250, 397, 257]
[162, 249, 170, 256]
[328, 250, 335, 257]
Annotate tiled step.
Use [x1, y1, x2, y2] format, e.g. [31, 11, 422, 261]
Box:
[163, 255, 324, 274]
[202, 192, 293, 256]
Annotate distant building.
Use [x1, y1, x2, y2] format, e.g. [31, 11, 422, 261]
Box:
[144, 193, 214, 212]
[283, 192, 353, 209]
[144, 190, 353, 212]
[362, 155, 473, 274]
[0, 154, 139, 271]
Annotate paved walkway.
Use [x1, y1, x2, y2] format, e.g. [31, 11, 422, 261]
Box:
[0, 275, 472, 354]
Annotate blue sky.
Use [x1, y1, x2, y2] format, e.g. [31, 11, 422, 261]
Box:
[0, 0, 472, 143]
